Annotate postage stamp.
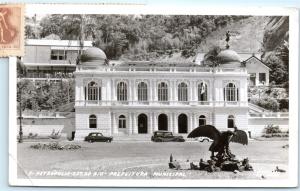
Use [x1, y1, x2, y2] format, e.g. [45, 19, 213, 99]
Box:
[8, 4, 299, 188]
[0, 4, 24, 57]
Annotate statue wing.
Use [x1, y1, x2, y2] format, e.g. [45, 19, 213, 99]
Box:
[187, 125, 221, 141]
[231, 129, 248, 145]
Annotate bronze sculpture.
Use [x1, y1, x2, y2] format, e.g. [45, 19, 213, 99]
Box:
[188, 125, 248, 160]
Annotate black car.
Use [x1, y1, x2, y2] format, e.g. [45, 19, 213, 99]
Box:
[84, 132, 113, 143]
[151, 131, 185, 142]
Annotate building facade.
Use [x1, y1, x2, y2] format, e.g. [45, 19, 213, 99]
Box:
[74, 48, 249, 139]
[19, 39, 92, 80]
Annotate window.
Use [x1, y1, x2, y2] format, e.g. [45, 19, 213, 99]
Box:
[224, 83, 238, 101]
[198, 82, 208, 101]
[89, 115, 97, 128]
[51, 50, 67, 60]
[249, 73, 256, 86]
[117, 82, 127, 101]
[87, 81, 100, 101]
[138, 82, 148, 101]
[178, 82, 188, 101]
[158, 82, 168, 101]
[259, 73, 266, 84]
[118, 115, 126, 129]
[199, 115, 206, 126]
[227, 115, 235, 128]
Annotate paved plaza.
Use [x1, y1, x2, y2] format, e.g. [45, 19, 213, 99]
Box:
[17, 140, 289, 179]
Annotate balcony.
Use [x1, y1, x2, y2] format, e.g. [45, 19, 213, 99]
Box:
[75, 100, 248, 107]
[77, 64, 247, 74]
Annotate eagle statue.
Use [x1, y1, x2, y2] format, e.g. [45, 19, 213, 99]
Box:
[187, 125, 248, 160]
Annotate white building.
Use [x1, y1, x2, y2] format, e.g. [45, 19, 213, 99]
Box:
[74, 48, 249, 139]
[244, 55, 270, 86]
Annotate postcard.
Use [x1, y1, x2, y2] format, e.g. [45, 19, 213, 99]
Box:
[8, 4, 299, 187]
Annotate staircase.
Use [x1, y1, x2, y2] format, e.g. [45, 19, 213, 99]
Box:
[248, 103, 270, 113]
[112, 134, 152, 141]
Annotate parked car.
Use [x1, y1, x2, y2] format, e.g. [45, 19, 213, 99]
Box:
[151, 131, 185, 142]
[84, 132, 113, 143]
[196, 136, 212, 142]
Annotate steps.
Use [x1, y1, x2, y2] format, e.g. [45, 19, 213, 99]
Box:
[112, 134, 152, 141]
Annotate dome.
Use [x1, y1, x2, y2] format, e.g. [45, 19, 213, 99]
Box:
[81, 47, 107, 63]
[216, 49, 241, 63]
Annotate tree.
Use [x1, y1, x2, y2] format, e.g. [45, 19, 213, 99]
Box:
[263, 52, 288, 85]
[203, 46, 221, 67]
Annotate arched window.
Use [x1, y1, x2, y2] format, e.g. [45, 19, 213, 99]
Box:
[227, 115, 235, 128]
[158, 82, 168, 101]
[118, 115, 126, 129]
[138, 82, 148, 101]
[224, 83, 238, 101]
[89, 115, 97, 128]
[178, 82, 188, 101]
[87, 81, 101, 100]
[117, 82, 127, 101]
[198, 82, 208, 101]
[199, 115, 206, 126]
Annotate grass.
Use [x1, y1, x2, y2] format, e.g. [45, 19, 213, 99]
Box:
[17, 140, 288, 179]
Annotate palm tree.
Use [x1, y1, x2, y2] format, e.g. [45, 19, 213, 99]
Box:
[203, 46, 221, 67]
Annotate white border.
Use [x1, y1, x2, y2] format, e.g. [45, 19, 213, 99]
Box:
[9, 4, 299, 187]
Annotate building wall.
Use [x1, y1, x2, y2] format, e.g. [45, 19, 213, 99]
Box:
[24, 45, 51, 64]
[17, 117, 74, 139]
[248, 117, 289, 137]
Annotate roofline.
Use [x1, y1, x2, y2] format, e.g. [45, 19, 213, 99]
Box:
[26, 39, 93, 47]
[244, 55, 271, 70]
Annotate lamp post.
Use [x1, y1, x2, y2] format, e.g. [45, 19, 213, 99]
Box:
[17, 78, 24, 143]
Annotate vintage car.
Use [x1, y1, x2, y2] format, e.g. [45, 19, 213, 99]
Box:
[151, 131, 185, 142]
[196, 136, 213, 142]
[84, 132, 113, 143]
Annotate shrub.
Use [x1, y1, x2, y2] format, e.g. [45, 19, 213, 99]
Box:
[265, 124, 281, 134]
[250, 97, 280, 112]
[30, 142, 81, 150]
[279, 99, 289, 111]
[28, 132, 38, 139]
[49, 129, 61, 139]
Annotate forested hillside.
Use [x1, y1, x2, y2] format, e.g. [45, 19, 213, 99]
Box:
[26, 15, 251, 60]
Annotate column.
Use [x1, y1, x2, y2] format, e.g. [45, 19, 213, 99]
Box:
[111, 79, 115, 101]
[173, 113, 178, 134]
[112, 112, 118, 134]
[192, 113, 197, 130]
[129, 80, 133, 103]
[169, 113, 173, 133]
[153, 113, 158, 131]
[149, 80, 153, 103]
[173, 81, 177, 102]
[105, 79, 110, 102]
[148, 113, 153, 134]
[256, 72, 259, 86]
[153, 80, 157, 101]
[193, 80, 197, 101]
[133, 113, 138, 134]
[170, 81, 173, 102]
[128, 113, 132, 134]
[188, 114, 193, 133]
[133, 79, 137, 102]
